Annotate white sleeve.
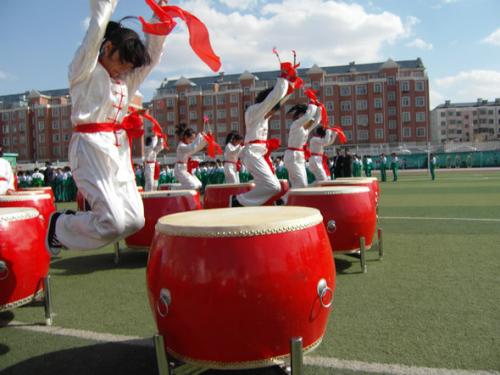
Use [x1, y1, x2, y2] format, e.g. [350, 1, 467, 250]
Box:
[68, 0, 118, 87]
[154, 137, 164, 153]
[310, 106, 322, 132]
[178, 133, 208, 156]
[322, 129, 337, 147]
[291, 104, 317, 130]
[246, 78, 289, 121]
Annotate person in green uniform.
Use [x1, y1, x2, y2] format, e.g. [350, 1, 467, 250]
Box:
[390, 152, 399, 182]
[379, 153, 387, 182]
[430, 153, 437, 181]
[363, 156, 373, 177]
[352, 154, 362, 177]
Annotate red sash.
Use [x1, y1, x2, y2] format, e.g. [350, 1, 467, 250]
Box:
[287, 144, 311, 161]
[154, 161, 160, 180]
[224, 160, 241, 172]
[248, 138, 280, 174]
[177, 158, 199, 175]
[311, 152, 331, 177]
[0, 177, 7, 182]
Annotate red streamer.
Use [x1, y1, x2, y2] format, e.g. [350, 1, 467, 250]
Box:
[203, 133, 223, 158]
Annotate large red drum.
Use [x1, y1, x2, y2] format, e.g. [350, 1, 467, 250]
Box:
[0, 207, 50, 312]
[18, 186, 55, 201]
[316, 178, 378, 207]
[263, 179, 290, 205]
[0, 193, 55, 226]
[203, 182, 255, 209]
[287, 186, 376, 253]
[147, 206, 335, 368]
[125, 190, 202, 248]
[159, 183, 182, 191]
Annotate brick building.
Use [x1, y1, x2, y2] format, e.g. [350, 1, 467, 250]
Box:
[151, 58, 430, 151]
[431, 98, 500, 143]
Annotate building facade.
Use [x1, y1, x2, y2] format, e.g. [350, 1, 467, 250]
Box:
[151, 58, 430, 151]
[0, 89, 145, 163]
[431, 98, 500, 143]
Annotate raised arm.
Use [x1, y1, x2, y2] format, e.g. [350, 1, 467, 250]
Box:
[69, 0, 118, 87]
[291, 104, 318, 131]
[309, 105, 322, 132]
[246, 78, 289, 121]
[178, 133, 208, 156]
[153, 137, 164, 153]
[323, 129, 337, 147]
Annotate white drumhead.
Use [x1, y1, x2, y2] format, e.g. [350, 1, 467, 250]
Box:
[316, 179, 373, 186]
[19, 187, 52, 191]
[0, 193, 52, 201]
[0, 207, 40, 223]
[289, 186, 370, 195]
[159, 183, 182, 187]
[205, 182, 255, 189]
[335, 177, 377, 183]
[141, 190, 198, 199]
[156, 206, 323, 237]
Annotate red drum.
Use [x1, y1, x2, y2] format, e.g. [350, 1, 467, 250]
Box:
[287, 186, 376, 253]
[334, 177, 380, 205]
[18, 186, 55, 201]
[0, 207, 49, 312]
[0, 193, 55, 226]
[316, 178, 378, 207]
[159, 183, 182, 191]
[125, 190, 202, 249]
[203, 182, 255, 209]
[147, 206, 335, 368]
[263, 179, 290, 206]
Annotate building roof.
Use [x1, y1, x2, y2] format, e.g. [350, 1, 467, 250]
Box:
[434, 98, 500, 109]
[0, 88, 69, 108]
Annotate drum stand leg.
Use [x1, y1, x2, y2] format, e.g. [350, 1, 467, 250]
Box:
[113, 242, 120, 265]
[377, 228, 384, 260]
[154, 334, 170, 375]
[290, 337, 303, 375]
[43, 275, 53, 326]
[360, 237, 367, 273]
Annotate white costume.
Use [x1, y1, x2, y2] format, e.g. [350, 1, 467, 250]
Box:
[223, 143, 243, 184]
[174, 134, 207, 190]
[56, 0, 167, 250]
[144, 135, 164, 191]
[0, 158, 15, 194]
[309, 129, 337, 182]
[284, 104, 321, 189]
[236, 78, 289, 206]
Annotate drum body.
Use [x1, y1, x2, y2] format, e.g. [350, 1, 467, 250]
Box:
[125, 190, 202, 248]
[159, 183, 182, 191]
[334, 177, 380, 205]
[0, 208, 49, 312]
[0, 193, 55, 226]
[203, 182, 255, 209]
[147, 207, 335, 369]
[317, 178, 377, 207]
[263, 179, 290, 205]
[18, 186, 55, 201]
[287, 186, 376, 252]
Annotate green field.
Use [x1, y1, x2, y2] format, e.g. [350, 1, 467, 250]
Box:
[1, 170, 500, 374]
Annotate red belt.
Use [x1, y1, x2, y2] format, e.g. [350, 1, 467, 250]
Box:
[224, 160, 241, 172]
[0, 177, 7, 182]
[177, 159, 199, 174]
[287, 144, 311, 161]
[287, 147, 304, 152]
[311, 152, 330, 177]
[246, 139, 280, 174]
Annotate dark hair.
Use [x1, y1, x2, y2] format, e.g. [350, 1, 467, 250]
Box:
[255, 87, 281, 112]
[145, 136, 153, 146]
[101, 18, 151, 69]
[287, 104, 308, 120]
[225, 131, 243, 145]
[315, 126, 326, 138]
[175, 123, 195, 140]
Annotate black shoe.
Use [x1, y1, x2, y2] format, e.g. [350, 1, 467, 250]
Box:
[63, 209, 77, 215]
[230, 195, 243, 208]
[45, 212, 65, 256]
[275, 198, 285, 206]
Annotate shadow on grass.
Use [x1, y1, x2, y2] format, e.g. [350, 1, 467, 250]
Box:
[50, 250, 148, 275]
[1, 339, 292, 375]
[334, 253, 382, 275]
[0, 311, 15, 327]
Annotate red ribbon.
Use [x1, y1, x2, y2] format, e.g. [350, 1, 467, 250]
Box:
[249, 138, 280, 174]
[202, 133, 223, 158]
[303, 143, 311, 161]
[154, 161, 160, 180]
[280, 61, 303, 95]
[187, 158, 199, 174]
[304, 88, 328, 128]
[225, 160, 241, 172]
[330, 127, 347, 144]
[140, 0, 222, 72]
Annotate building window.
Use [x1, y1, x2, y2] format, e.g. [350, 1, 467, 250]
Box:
[204, 110, 213, 120]
[217, 109, 226, 119]
[312, 81, 320, 90]
[416, 127, 426, 137]
[19, 122, 26, 131]
[270, 120, 280, 130]
[53, 146, 61, 156]
[188, 96, 197, 106]
[358, 130, 369, 141]
[52, 107, 60, 116]
[375, 113, 384, 124]
[189, 111, 197, 120]
[375, 128, 384, 139]
[18, 111, 26, 120]
[230, 94, 239, 104]
[402, 112, 411, 122]
[388, 107, 397, 116]
[38, 134, 45, 143]
[1, 113, 9, 121]
[357, 115, 368, 126]
[216, 95, 226, 105]
[38, 121, 45, 130]
[403, 127, 411, 138]
[203, 96, 213, 106]
[374, 98, 383, 109]
[243, 87, 250, 95]
[2, 125, 8, 134]
[416, 112, 426, 122]
[401, 96, 411, 107]
[179, 107, 186, 115]
[166, 98, 174, 107]
[340, 86, 351, 96]
[230, 107, 239, 118]
[167, 112, 174, 121]
[217, 124, 227, 133]
[61, 106, 69, 116]
[416, 97, 425, 107]
[167, 127, 175, 136]
[231, 122, 239, 131]
[387, 76, 395, 85]
[356, 85, 367, 95]
[325, 86, 334, 96]
[52, 134, 60, 142]
[326, 101, 334, 111]
[389, 119, 397, 129]
[415, 81, 425, 92]
[373, 83, 382, 94]
[344, 130, 352, 141]
[341, 116, 352, 126]
[389, 134, 398, 142]
[3, 138, 9, 146]
[356, 100, 368, 111]
[401, 81, 410, 92]
[52, 120, 60, 129]
[64, 134, 71, 141]
[37, 108, 45, 117]
[341, 101, 352, 111]
[388, 91, 396, 101]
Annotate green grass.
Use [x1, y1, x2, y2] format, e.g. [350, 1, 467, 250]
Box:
[1, 170, 500, 374]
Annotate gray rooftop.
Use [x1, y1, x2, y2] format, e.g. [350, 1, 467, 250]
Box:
[435, 98, 500, 109]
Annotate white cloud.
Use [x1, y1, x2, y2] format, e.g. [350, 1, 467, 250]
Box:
[217, 0, 260, 10]
[150, 0, 411, 85]
[0, 70, 7, 80]
[481, 28, 500, 46]
[406, 38, 433, 50]
[433, 70, 500, 105]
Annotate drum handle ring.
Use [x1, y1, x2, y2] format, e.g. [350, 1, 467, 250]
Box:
[327, 220, 336, 233]
[317, 278, 333, 309]
[156, 288, 171, 318]
[0, 261, 9, 281]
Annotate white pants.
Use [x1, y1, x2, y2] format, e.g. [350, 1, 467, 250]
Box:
[174, 164, 202, 190]
[144, 162, 157, 192]
[284, 150, 308, 188]
[309, 155, 329, 182]
[237, 144, 280, 206]
[57, 133, 145, 250]
[224, 163, 240, 184]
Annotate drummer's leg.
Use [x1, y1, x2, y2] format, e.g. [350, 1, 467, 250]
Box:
[236, 155, 280, 206]
[118, 179, 145, 238]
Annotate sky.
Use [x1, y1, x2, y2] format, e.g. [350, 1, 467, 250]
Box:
[0, 0, 499, 109]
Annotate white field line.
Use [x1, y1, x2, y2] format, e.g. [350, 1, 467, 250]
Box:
[380, 216, 500, 223]
[6, 321, 500, 375]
